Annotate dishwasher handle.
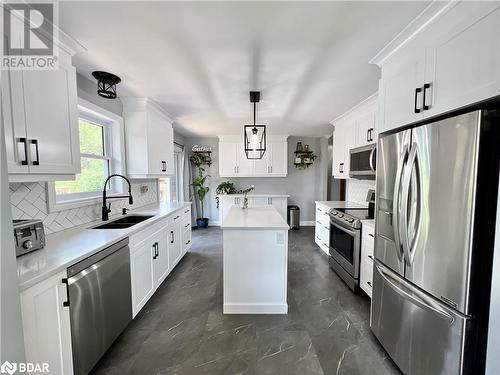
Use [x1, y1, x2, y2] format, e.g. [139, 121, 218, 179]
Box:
[61, 278, 70, 307]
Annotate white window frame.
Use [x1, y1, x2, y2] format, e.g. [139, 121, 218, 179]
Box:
[47, 98, 127, 212]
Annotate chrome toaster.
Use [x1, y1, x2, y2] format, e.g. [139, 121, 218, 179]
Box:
[13, 219, 45, 256]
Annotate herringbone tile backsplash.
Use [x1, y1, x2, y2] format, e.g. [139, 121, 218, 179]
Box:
[347, 179, 375, 205]
[10, 181, 158, 234]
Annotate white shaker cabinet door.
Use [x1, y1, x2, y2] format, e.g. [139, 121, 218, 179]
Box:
[378, 49, 426, 134]
[269, 142, 287, 176]
[23, 63, 80, 175]
[130, 239, 156, 317]
[237, 144, 254, 175]
[219, 142, 237, 176]
[423, 4, 500, 118]
[153, 229, 170, 288]
[20, 271, 73, 375]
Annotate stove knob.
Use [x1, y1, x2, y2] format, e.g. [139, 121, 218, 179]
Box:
[332, 212, 338, 216]
[22, 240, 33, 250]
[338, 214, 344, 218]
[348, 219, 355, 223]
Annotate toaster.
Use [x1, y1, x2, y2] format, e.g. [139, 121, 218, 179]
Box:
[13, 219, 45, 256]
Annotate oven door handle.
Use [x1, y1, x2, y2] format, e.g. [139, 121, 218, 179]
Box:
[330, 220, 358, 237]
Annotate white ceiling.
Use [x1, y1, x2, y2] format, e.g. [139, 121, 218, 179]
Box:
[60, 1, 429, 137]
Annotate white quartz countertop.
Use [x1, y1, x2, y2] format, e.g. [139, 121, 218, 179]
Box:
[221, 205, 289, 230]
[17, 202, 191, 291]
[315, 201, 367, 210]
[218, 194, 290, 197]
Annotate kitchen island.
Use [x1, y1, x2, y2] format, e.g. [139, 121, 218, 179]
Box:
[221, 205, 289, 314]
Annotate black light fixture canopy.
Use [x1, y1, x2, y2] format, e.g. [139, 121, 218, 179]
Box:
[244, 91, 266, 159]
[92, 71, 121, 99]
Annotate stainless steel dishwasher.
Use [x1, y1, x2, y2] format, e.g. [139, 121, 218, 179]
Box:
[65, 238, 132, 375]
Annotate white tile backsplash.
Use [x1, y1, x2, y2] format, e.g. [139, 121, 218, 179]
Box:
[347, 179, 375, 205]
[10, 181, 158, 234]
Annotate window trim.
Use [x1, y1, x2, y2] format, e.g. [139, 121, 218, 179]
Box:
[47, 98, 126, 213]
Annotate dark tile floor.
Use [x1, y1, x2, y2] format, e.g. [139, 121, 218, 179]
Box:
[91, 227, 401, 375]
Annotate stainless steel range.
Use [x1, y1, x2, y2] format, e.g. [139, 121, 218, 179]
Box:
[328, 207, 370, 291]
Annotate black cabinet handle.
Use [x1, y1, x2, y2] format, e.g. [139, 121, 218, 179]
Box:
[18, 138, 28, 165]
[422, 83, 431, 111]
[30, 139, 40, 165]
[156, 242, 159, 258]
[368, 255, 374, 260]
[185, 240, 191, 246]
[368, 233, 374, 238]
[170, 230, 174, 244]
[174, 215, 180, 220]
[414, 87, 422, 114]
[367, 281, 372, 287]
[368, 128, 374, 142]
[184, 210, 189, 214]
[61, 278, 70, 307]
[152, 243, 157, 259]
[184, 223, 190, 228]
[161, 161, 166, 172]
[339, 163, 344, 173]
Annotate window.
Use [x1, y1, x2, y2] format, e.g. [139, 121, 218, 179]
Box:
[54, 116, 112, 200]
[48, 98, 126, 212]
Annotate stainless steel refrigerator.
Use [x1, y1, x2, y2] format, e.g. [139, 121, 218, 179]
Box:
[371, 108, 500, 375]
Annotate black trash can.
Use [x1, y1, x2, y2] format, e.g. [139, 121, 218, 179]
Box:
[287, 205, 300, 230]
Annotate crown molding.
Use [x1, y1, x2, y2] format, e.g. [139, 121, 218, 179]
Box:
[369, 0, 459, 67]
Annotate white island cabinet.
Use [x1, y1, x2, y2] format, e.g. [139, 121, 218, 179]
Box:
[218, 194, 289, 224]
[222, 205, 289, 314]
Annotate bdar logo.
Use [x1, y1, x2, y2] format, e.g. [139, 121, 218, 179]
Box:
[0, 361, 17, 375]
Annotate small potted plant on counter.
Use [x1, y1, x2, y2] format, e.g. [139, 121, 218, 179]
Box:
[192, 167, 210, 228]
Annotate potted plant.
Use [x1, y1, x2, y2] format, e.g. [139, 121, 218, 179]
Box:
[190, 153, 204, 167]
[192, 167, 210, 228]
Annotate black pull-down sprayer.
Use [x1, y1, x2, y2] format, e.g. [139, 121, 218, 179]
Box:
[101, 174, 134, 221]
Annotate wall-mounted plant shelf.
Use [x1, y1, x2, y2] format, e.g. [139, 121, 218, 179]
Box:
[293, 150, 317, 170]
[190, 151, 212, 167]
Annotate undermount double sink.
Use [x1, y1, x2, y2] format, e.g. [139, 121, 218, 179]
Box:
[92, 215, 154, 229]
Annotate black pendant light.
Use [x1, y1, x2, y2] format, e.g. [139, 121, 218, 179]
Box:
[244, 91, 266, 159]
[92, 71, 121, 99]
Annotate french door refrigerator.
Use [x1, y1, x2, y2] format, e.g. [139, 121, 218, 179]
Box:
[371, 108, 500, 375]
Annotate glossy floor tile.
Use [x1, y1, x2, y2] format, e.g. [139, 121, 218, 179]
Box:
[91, 227, 401, 375]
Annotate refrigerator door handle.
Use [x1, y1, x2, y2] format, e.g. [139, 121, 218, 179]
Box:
[392, 145, 409, 261]
[375, 263, 456, 325]
[400, 143, 418, 265]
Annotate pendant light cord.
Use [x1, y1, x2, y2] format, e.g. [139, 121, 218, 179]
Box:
[253, 101, 256, 126]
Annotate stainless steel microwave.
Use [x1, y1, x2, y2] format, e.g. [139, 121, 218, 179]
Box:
[349, 144, 376, 179]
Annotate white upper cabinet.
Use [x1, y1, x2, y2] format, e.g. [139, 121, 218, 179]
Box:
[331, 94, 377, 178]
[218, 135, 288, 177]
[373, 2, 500, 133]
[123, 98, 174, 178]
[378, 49, 425, 133]
[2, 45, 81, 182]
[423, 3, 500, 118]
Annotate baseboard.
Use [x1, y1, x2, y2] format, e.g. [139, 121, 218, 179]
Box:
[300, 220, 315, 226]
[223, 303, 288, 314]
[208, 220, 220, 226]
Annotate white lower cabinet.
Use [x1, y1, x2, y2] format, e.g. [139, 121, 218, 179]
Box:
[130, 207, 191, 317]
[360, 223, 375, 297]
[314, 203, 330, 254]
[130, 233, 157, 317]
[20, 270, 73, 375]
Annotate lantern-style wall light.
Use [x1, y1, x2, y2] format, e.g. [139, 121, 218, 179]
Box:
[244, 91, 266, 159]
[92, 71, 121, 99]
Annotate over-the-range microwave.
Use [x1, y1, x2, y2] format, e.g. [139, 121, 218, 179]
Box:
[349, 144, 376, 179]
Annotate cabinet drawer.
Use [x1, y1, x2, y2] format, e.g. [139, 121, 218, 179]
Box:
[315, 236, 330, 255]
[315, 223, 329, 243]
[360, 258, 373, 298]
[315, 208, 330, 227]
